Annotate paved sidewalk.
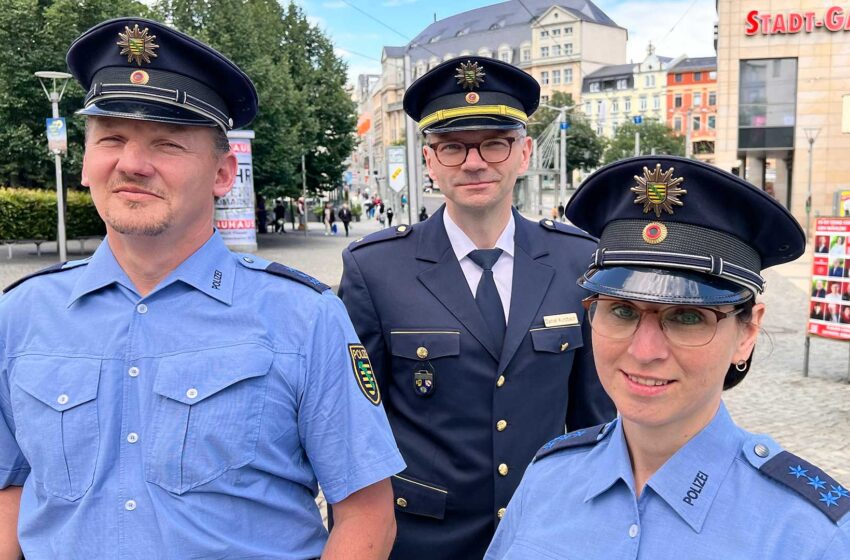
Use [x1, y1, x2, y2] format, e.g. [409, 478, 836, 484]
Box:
[1, 221, 848, 486]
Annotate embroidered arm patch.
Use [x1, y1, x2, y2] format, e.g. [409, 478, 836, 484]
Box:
[348, 344, 380, 406]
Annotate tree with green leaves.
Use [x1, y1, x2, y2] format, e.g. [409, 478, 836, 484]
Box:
[603, 120, 685, 164]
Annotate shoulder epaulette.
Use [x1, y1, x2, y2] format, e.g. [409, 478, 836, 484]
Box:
[3, 259, 88, 294]
[349, 224, 413, 251]
[539, 218, 596, 243]
[534, 422, 611, 462]
[263, 262, 329, 293]
[756, 448, 850, 524]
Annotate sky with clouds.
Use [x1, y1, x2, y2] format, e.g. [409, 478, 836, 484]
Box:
[293, 0, 717, 84]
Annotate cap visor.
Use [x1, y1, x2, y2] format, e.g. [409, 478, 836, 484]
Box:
[423, 115, 524, 134]
[578, 266, 753, 306]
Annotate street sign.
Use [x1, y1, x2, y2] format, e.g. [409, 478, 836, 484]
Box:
[45, 118, 67, 154]
[560, 122, 570, 130]
[386, 146, 407, 193]
[633, 115, 643, 125]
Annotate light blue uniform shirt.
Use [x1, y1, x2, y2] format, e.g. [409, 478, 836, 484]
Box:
[486, 403, 850, 559]
[0, 231, 405, 559]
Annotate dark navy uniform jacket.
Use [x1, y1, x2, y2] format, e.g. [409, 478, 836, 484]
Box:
[339, 206, 616, 559]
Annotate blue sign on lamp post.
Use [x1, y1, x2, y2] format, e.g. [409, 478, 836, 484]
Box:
[633, 115, 643, 125]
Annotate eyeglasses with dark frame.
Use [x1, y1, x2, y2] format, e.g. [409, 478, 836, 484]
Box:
[581, 295, 745, 348]
[427, 137, 517, 167]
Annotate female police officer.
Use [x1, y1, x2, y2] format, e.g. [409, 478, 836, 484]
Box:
[485, 156, 850, 559]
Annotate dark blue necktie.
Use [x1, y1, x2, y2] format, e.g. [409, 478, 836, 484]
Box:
[468, 248, 506, 351]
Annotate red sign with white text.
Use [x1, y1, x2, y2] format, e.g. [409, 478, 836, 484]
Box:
[746, 6, 850, 35]
[808, 218, 850, 340]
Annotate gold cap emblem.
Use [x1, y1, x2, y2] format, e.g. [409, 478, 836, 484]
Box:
[631, 164, 686, 217]
[129, 70, 149, 85]
[117, 24, 159, 66]
[642, 222, 668, 244]
[465, 92, 480, 104]
[455, 61, 485, 90]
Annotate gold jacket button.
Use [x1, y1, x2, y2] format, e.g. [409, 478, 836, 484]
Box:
[416, 346, 429, 359]
[497, 507, 507, 519]
[396, 497, 408, 508]
[496, 420, 507, 432]
[498, 463, 509, 476]
[496, 375, 505, 387]
[397, 225, 407, 233]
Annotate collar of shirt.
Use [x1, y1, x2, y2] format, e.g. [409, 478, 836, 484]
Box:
[584, 402, 743, 533]
[443, 209, 515, 261]
[67, 230, 236, 307]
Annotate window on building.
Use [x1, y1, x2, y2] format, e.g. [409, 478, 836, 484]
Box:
[612, 99, 619, 113]
[522, 48, 531, 62]
[564, 26, 573, 35]
[564, 68, 573, 84]
[692, 114, 701, 131]
[709, 91, 716, 105]
[584, 101, 592, 114]
[597, 100, 604, 113]
[616, 79, 627, 90]
[674, 116, 682, 131]
[653, 95, 660, 110]
[590, 82, 600, 92]
[564, 43, 573, 55]
[624, 97, 631, 112]
[709, 71, 717, 80]
[645, 74, 655, 87]
[708, 115, 716, 129]
[639, 96, 647, 111]
[597, 124, 604, 135]
[553, 69, 561, 84]
[499, 50, 511, 63]
[675, 73, 683, 82]
[541, 71, 550, 85]
[541, 95, 549, 103]
[694, 72, 702, 81]
[693, 92, 702, 106]
[541, 46, 549, 57]
[674, 94, 683, 108]
[540, 30, 549, 38]
[552, 44, 561, 56]
[552, 28, 561, 36]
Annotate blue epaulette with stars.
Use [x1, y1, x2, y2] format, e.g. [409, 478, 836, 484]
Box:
[759, 450, 850, 523]
[3, 259, 89, 294]
[533, 422, 611, 463]
[538, 218, 596, 243]
[348, 224, 413, 251]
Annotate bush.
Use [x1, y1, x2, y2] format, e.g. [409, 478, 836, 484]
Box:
[351, 202, 363, 218]
[0, 188, 105, 240]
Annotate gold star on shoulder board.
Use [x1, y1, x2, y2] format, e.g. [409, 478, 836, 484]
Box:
[455, 61, 485, 90]
[630, 164, 687, 217]
[117, 24, 159, 66]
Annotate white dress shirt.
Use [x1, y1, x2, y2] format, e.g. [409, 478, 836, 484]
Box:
[443, 210, 514, 322]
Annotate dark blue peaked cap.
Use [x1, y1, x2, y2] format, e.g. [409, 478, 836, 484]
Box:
[566, 155, 805, 305]
[67, 17, 258, 130]
[403, 56, 539, 134]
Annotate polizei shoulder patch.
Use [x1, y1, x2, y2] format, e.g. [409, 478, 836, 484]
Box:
[348, 344, 380, 405]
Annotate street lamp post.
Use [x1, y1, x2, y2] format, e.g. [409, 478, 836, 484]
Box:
[35, 71, 72, 261]
[803, 127, 821, 242]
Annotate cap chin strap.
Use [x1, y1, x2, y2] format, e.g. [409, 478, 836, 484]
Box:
[418, 104, 527, 131]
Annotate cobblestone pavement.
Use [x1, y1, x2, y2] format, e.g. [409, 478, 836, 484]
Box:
[1, 213, 848, 490]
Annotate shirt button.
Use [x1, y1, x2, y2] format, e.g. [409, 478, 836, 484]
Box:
[628, 524, 639, 538]
[497, 507, 507, 519]
[128, 366, 140, 378]
[125, 500, 137, 511]
[496, 375, 506, 387]
[136, 303, 148, 314]
[395, 497, 408, 508]
[186, 388, 199, 399]
[498, 463, 509, 476]
[496, 419, 508, 432]
[127, 432, 139, 444]
[57, 394, 69, 405]
[242, 256, 254, 264]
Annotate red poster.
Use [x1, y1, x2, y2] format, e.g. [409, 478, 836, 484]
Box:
[808, 218, 850, 340]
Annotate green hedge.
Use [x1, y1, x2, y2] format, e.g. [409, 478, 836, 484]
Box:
[0, 188, 105, 240]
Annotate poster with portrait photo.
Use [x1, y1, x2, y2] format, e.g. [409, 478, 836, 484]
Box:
[809, 218, 850, 340]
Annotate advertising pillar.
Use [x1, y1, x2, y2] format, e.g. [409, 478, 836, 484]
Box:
[216, 130, 257, 252]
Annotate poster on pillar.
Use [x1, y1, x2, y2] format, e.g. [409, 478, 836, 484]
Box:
[386, 147, 407, 193]
[808, 217, 850, 340]
[215, 131, 257, 252]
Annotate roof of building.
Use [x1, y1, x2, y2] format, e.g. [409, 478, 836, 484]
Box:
[668, 56, 717, 72]
[383, 46, 406, 58]
[584, 63, 636, 80]
[408, 0, 621, 61]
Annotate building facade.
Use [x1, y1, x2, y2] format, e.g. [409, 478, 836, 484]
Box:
[666, 57, 717, 162]
[715, 0, 850, 226]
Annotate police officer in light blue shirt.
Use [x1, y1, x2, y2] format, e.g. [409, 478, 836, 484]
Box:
[485, 156, 850, 559]
[0, 18, 404, 560]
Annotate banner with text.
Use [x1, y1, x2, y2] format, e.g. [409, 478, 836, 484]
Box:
[808, 217, 850, 340]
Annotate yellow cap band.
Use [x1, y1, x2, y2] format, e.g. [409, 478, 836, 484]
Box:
[418, 104, 528, 131]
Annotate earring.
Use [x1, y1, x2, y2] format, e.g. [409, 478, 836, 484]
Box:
[734, 360, 747, 372]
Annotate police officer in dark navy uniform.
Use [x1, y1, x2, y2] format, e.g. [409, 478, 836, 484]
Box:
[338, 56, 616, 559]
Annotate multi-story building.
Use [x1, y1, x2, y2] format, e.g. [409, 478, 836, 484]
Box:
[580, 46, 674, 138]
[666, 57, 717, 162]
[714, 1, 850, 226]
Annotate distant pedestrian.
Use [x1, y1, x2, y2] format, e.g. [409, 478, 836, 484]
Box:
[401, 194, 407, 211]
[289, 199, 297, 231]
[557, 202, 565, 222]
[550, 205, 558, 221]
[386, 207, 394, 228]
[256, 194, 267, 234]
[322, 202, 334, 236]
[338, 203, 353, 237]
[273, 199, 286, 234]
[418, 206, 428, 222]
